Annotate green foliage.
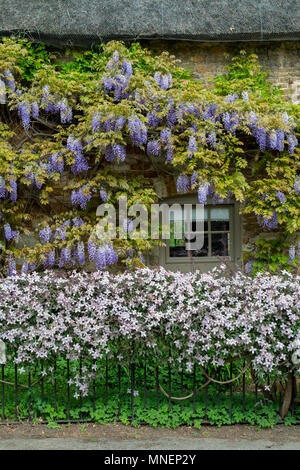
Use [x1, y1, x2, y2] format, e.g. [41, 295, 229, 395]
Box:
[245, 237, 299, 275]
[214, 51, 282, 101]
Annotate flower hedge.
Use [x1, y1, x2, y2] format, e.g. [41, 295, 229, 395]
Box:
[0, 266, 299, 397]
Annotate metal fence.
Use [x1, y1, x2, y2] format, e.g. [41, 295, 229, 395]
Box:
[0, 358, 299, 425]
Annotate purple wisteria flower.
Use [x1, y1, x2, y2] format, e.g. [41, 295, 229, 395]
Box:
[128, 117, 147, 146]
[244, 260, 254, 275]
[176, 175, 190, 193]
[77, 242, 85, 264]
[71, 186, 91, 210]
[190, 171, 198, 186]
[198, 183, 209, 204]
[4, 223, 19, 242]
[0, 177, 8, 199]
[9, 180, 17, 202]
[166, 146, 173, 162]
[294, 176, 300, 194]
[100, 188, 107, 202]
[276, 191, 286, 204]
[8, 256, 16, 276]
[187, 135, 197, 158]
[88, 241, 97, 261]
[160, 127, 172, 145]
[39, 226, 52, 243]
[289, 245, 295, 262]
[147, 140, 161, 156]
[18, 101, 31, 130]
[92, 112, 101, 133]
[287, 134, 298, 155]
[73, 217, 84, 227]
[67, 137, 89, 174]
[31, 102, 39, 120]
[154, 72, 172, 90]
[112, 144, 126, 162]
[147, 112, 160, 128]
[57, 98, 72, 124]
[3, 69, 15, 92]
[207, 131, 217, 149]
[257, 211, 278, 230]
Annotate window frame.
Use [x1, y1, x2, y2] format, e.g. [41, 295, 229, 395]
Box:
[159, 195, 242, 268]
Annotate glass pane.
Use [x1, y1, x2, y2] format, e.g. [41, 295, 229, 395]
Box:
[169, 233, 209, 258]
[211, 233, 230, 256]
[211, 208, 230, 232]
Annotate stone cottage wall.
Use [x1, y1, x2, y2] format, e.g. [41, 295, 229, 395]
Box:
[145, 40, 300, 104]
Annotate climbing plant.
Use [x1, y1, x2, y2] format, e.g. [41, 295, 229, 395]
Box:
[0, 37, 299, 275]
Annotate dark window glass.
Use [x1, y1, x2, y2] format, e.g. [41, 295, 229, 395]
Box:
[211, 233, 230, 256]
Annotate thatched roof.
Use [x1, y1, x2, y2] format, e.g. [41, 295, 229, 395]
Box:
[1, 0, 299, 44]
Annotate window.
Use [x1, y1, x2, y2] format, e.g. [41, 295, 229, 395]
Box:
[169, 206, 231, 258]
[159, 195, 241, 273]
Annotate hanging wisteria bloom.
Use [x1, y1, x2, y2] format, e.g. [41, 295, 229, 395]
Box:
[21, 261, 28, 275]
[287, 134, 298, 155]
[147, 140, 161, 156]
[57, 98, 72, 124]
[276, 129, 285, 152]
[147, 111, 160, 128]
[212, 193, 225, 205]
[121, 60, 133, 78]
[105, 145, 115, 162]
[160, 127, 172, 145]
[9, 180, 17, 202]
[244, 260, 254, 275]
[31, 101, 39, 119]
[39, 226, 52, 243]
[207, 131, 217, 149]
[112, 143, 126, 162]
[257, 211, 278, 230]
[187, 135, 197, 158]
[255, 127, 267, 151]
[8, 256, 16, 276]
[114, 116, 126, 132]
[92, 112, 101, 133]
[77, 242, 85, 264]
[0, 79, 5, 104]
[0, 177, 8, 199]
[18, 101, 31, 130]
[41, 85, 56, 113]
[154, 72, 172, 90]
[198, 183, 210, 204]
[88, 241, 97, 262]
[3, 69, 15, 92]
[128, 116, 147, 146]
[71, 186, 91, 210]
[289, 245, 296, 262]
[276, 191, 286, 204]
[73, 217, 84, 227]
[67, 136, 89, 174]
[225, 93, 239, 103]
[4, 224, 19, 242]
[166, 146, 173, 162]
[191, 171, 198, 186]
[47, 152, 64, 175]
[176, 174, 190, 193]
[100, 188, 107, 202]
[294, 176, 300, 194]
[54, 220, 70, 241]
